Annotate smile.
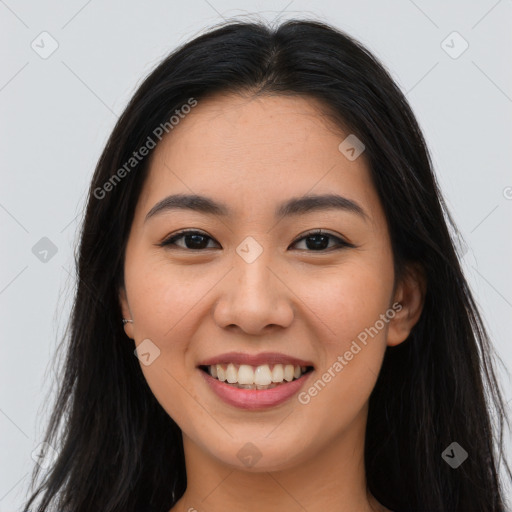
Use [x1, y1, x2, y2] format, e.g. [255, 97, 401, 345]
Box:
[199, 363, 313, 389]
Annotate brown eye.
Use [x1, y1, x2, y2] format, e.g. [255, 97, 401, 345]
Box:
[290, 230, 354, 251]
[159, 229, 355, 252]
[160, 230, 219, 250]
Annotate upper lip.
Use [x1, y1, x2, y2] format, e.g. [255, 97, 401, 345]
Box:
[198, 352, 315, 368]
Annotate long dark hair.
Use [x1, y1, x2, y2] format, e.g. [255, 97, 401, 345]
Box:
[23, 18, 511, 512]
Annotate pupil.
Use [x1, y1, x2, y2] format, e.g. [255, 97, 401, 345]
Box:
[306, 235, 328, 250]
[187, 234, 207, 249]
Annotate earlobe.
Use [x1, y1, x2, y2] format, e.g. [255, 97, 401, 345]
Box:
[386, 263, 427, 347]
[118, 287, 134, 340]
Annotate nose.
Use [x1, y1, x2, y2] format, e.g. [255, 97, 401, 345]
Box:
[212, 252, 294, 335]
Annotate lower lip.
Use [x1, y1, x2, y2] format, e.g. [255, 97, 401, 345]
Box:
[199, 369, 313, 410]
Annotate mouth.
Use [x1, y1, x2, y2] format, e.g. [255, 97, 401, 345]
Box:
[198, 363, 314, 390]
[196, 352, 316, 409]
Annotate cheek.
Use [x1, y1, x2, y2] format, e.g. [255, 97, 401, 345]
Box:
[126, 260, 214, 428]
[293, 257, 395, 346]
[293, 259, 394, 423]
[126, 256, 219, 343]
[290, 258, 394, 412]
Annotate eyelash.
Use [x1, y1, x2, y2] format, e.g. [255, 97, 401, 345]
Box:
[158, 229, 355, 252]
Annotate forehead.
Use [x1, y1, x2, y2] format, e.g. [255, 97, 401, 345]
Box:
[151, 93, 347, 170]
[138, 93, 381, 225]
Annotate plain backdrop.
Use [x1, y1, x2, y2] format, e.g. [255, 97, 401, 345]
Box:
[1, 0, 511, 510]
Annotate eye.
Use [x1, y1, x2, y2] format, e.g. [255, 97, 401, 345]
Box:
[159, 230, 219, 250]
[159, 229, 355, 252]
[290, 229, 355, 251]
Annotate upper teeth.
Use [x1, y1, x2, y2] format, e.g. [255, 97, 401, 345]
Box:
[208, 364, 307, 385]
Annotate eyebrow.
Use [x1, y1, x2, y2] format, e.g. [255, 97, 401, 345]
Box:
[144, 193, 368, 222]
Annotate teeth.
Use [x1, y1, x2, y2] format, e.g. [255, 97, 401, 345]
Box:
[226, 363, 237, 384]
[271, 364, 284, 383]
[283, 364, 294, 382]
[254, 364, 272, 385]
[217, 365, 226, 382]
[206, 363, 309, 386]
[238, 364, 254, 384]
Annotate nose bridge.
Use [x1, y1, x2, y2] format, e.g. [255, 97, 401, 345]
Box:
[213, 236, 294, 333]
[235, 247, 273, 296]
[234, 235, 278, 305]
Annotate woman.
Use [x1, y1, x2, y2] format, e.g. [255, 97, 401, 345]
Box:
[23, 19, 511, 512]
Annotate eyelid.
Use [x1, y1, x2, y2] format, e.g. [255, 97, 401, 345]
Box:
[158, 228, 355, 250]
[158, 229, 219, 249]
[290, 228, 353, 248]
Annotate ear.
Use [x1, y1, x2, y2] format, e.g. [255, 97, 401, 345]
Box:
[119, 286, 134, 340]
[386, 262, 426, 347]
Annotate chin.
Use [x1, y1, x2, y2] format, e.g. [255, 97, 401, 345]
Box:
[208, 437, 308, 473]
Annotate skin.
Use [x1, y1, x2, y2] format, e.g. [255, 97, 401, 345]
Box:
[119, 92, 426, 512]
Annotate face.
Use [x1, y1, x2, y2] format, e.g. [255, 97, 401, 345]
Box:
[119, 92, 423, 472]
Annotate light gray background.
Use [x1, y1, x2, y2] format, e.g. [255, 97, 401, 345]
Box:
[1, 1, 511, 510]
